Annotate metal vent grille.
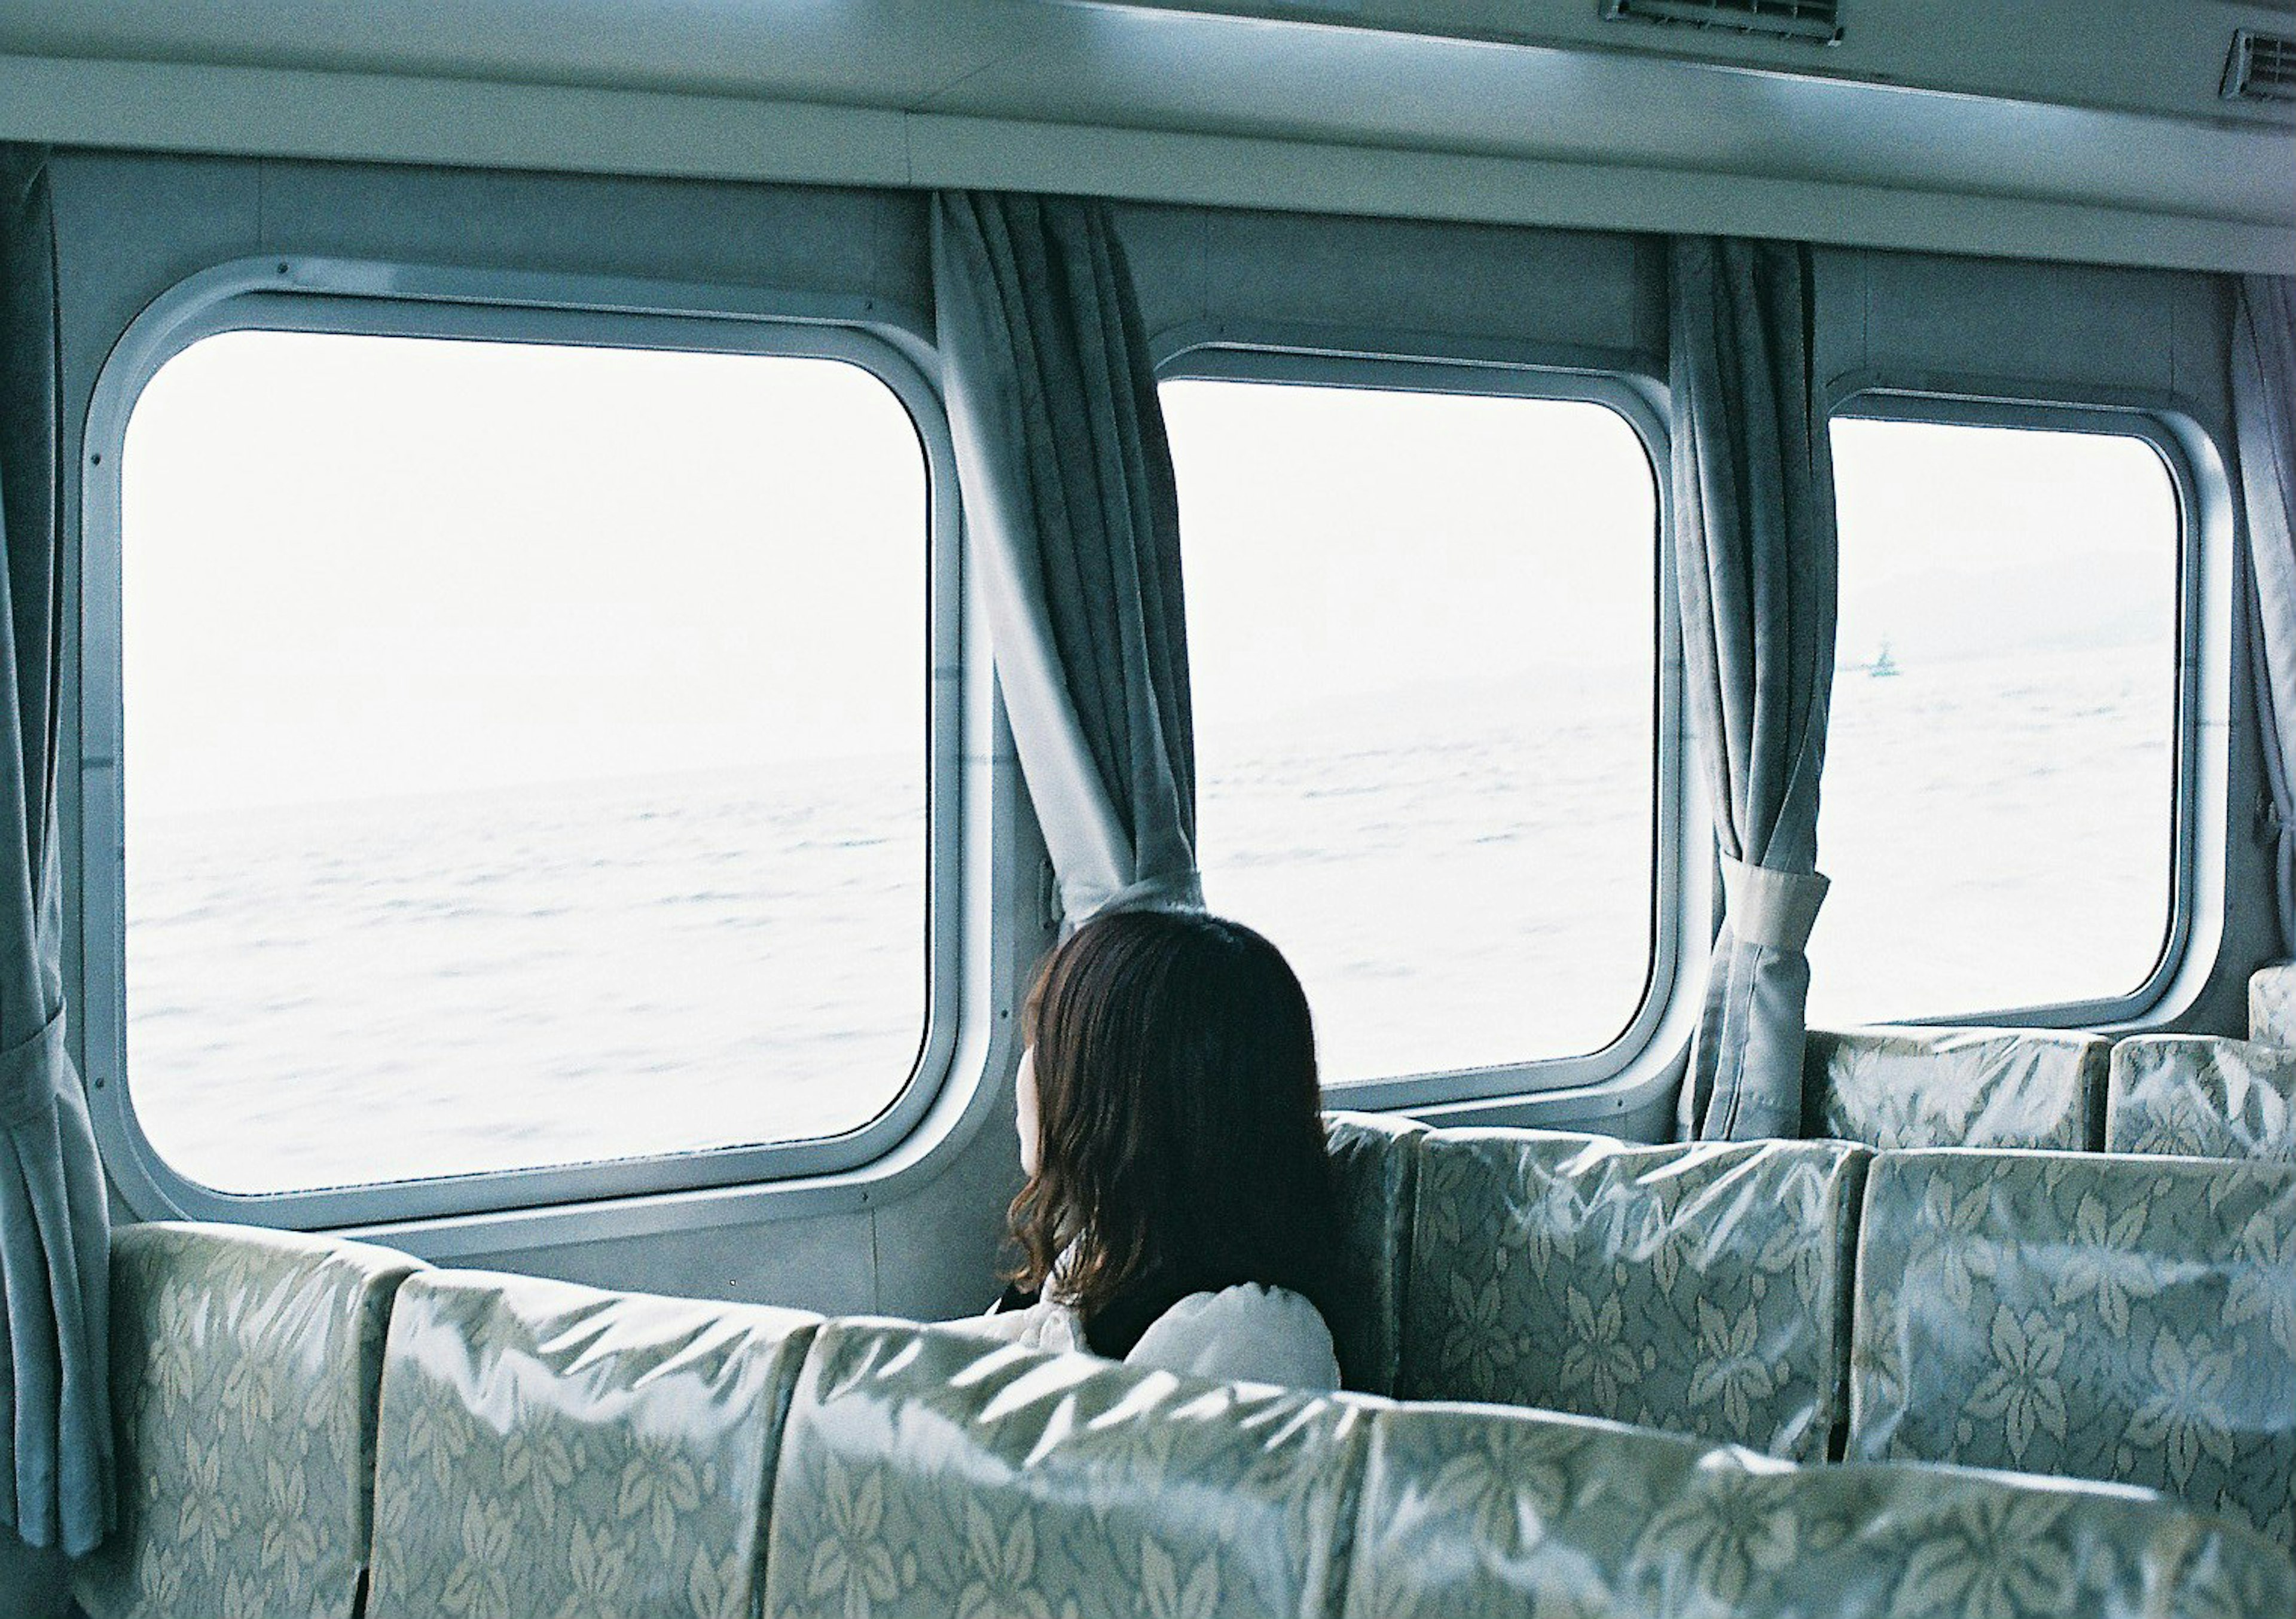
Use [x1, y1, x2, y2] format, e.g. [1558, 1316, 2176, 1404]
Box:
[1602, 0, 1841, 45]
[2224, 29, 2296, 100]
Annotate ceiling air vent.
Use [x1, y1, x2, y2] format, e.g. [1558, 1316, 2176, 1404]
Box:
[2224, 29, 2296, 101]
[1602, 0, 1841, 45]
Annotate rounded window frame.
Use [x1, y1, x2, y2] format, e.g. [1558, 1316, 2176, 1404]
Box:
[77, 256, 970, 1229]
[1821, 381, 2226, 1030]
[1155, 336, 1697, 1112]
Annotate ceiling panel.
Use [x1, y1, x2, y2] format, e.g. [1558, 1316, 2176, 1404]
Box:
[2, 0, 2288, 264]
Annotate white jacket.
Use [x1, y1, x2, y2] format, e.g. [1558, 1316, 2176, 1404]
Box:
[963, 1282, 1341, 1391]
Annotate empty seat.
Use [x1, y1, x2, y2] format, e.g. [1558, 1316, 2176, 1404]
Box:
[1399, 1128, 1867, 1460]
[1322, 1110, 1425, 1396]
[1849, 1148, 2296, 1550]
[762, 1318, 1366, 1619]
[1803, 1025, 2112, 1151]
[2106, 1034, 2296, 1161]
[1346, 1398, 2296, 1618]
[365, 1270, 819, 1619]
[2253, 961, 2296, 1047]
[75, 1221, 425, 1619]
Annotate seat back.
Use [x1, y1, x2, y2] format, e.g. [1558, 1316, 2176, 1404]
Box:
[1399, 1128, 1867, 1460]
[365, 1270, 819, 1619]
[2106, 1034, 2296, 1162]
[2252, 961, 2296, 1047]
[74, 1221, 425, 1619]
[762, 1319, 1367, 1619]
[1345, 1399, 2296, 1618]
[1849, 1148, 2296, 1550]
[1322, 1110, 1425, 1396]
[1803, 1025, 2111, 1150]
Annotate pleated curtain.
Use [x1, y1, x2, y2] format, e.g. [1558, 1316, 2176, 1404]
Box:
[0, 148, 113, 1556]
[1669, 237, 1840, 1141]
[932, 192, 1202, 925]
[2231, 275, 2296, 954]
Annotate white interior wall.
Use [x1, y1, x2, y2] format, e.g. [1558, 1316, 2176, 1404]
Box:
[42, 153, 2268, 1319]
[47, 152, 1034, 1318]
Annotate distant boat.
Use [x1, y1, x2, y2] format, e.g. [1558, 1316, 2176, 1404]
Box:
[1869, 639, 1900, 678]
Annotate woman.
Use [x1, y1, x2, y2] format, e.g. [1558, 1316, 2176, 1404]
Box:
[974, 907, 1342, 1390]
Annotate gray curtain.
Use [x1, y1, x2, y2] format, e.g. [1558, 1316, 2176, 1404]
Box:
[2232, 275, 2296, 954]
[1669, 237, 1839, 1141]
[932, 192, 1201, 924]
[0, 148, 112, 1557]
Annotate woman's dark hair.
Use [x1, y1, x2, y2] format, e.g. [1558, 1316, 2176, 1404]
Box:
[1006, 907, 1335, 1325]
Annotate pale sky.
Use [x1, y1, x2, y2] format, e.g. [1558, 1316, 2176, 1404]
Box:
[123, 335, 2176, 821]
[1830, 415, 2176, 670]
[122, 331, 929, 819]
[1164, 378, 1659, 746]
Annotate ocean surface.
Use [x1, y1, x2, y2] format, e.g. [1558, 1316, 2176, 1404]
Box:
[126, 643, 2172, 1195]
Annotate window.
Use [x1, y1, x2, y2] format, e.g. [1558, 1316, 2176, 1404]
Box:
[1161, 372, 1660, 1085]
[114, 328, 935, 1197]
[1805, 414, 2182, 1023]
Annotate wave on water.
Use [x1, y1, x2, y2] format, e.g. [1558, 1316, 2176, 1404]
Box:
[126, 645, 2172, 1195]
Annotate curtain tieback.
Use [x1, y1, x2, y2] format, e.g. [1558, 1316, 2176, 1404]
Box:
[1720, 854, 1830, 954]
[0, 1009, 69, 1129]
[1068, 869, 1205, 925]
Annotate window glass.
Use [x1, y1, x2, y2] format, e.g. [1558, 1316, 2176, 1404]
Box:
[1161, 376, 1659, 1084]
[120, 331, 930, 1193]
[1806, 416, 2179, 1022]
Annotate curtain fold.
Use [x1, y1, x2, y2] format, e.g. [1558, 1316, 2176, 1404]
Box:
[2232, 275, 2296, 955]
[1669, 236, 1839, 1141]
[0, 148, 111, 1556]
[932, 191, 1201, 924]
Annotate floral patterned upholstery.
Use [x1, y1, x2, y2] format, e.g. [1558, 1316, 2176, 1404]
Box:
[1346, 1398, 2296, 1618]
[1323, 1110, 1426, 1396]
[2106, 1035, 2296, 1162]
[366, 1270, 820, 1619]
[1399, 1128, 1868, 1460]
[1849, 1149, 2296, 1551]
[762, 1318, 1368, 1619]
[74, 1221, 426, 1619]
[1803, 1026, 2112, 1151]
[2252, 963, 2296, 1047]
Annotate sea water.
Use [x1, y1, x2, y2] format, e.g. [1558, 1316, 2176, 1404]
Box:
[124, 643, 2172, 1196]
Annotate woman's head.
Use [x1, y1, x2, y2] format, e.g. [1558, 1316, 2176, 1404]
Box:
[1007, 907, 1333, 1319]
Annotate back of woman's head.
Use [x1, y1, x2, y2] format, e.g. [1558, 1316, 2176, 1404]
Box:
[1008, 907, 1333, 1319]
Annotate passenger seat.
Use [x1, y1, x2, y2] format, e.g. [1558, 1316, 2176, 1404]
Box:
[1348, 1397, 2290, 1618]
[762, 1317, 1367, 1619]
[1398, 1128, 1867, 1461]
[1802, 1025, 2111, 1151]
[365, 1269, 819, 1619]
[1323, 1110, 1425, 1397]
[2106, 1034, 2296, 1162]
[2251, 961, 2296, 1047]
[1849, 1148, 2296, 1551]
[74, 1221, 425, 1619]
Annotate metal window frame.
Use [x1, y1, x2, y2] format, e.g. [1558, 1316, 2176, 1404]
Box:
[1822, 380, 2227, 1030]
[78, 256, 970, 1229]
[1153, 334, 1698, 1112]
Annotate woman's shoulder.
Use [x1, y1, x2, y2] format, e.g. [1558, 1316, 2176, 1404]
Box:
[947, 1291, 1086, 1356]
[1122, 1282, 1340, 1391]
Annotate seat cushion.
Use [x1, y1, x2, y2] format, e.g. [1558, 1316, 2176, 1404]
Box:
[1399, 1128, 1868, 1459]
[1849, 1149, 2296, 1550]
[1322, 1110, 1425, 1396]
[2252, 962, 2296, 1047]
[366, 1270, 819, 1619]
[2106, 1035, 2296, 1162]
[762, 1318, 1367, 1619]
[1346, 1400, 2296, 1618]
[75, 1221, 425, 1619]
[1803, 1025, 2111, 1151]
